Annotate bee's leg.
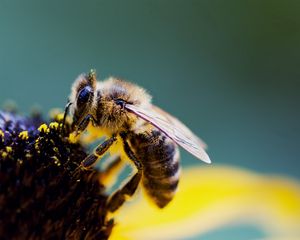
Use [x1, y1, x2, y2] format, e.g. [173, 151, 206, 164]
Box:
[81, 136, 117, 168]
[107, 133, 142, 212]
[74, 114, 97, 135]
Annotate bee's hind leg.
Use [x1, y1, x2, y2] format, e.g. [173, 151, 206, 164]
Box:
[107, 133, 143, 212]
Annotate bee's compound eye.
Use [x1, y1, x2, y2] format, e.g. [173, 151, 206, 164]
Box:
[78, 86, 92, 103]
[115, 99, 125, 108]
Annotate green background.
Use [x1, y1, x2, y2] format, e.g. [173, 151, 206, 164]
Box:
[0, 1, 299, 239]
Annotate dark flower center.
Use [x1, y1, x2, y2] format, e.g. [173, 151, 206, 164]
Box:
[0, 111, 113, 240]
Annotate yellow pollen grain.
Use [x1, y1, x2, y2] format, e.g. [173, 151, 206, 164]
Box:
[5, 146, 12, 153]
[34, 142, 40, 150]
[38, 123, 49, 133]
[2, 152, 8, 158]
[69, 132, 79, 143]
[49, 122, 59, 130]
[19, 131, 29, 140]
[17, 159, 23, 165]
[52, 156, 61, 166]
[0, 130, 4, 138]
[56, 113, 65, 122]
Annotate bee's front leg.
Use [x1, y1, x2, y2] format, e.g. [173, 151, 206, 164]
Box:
[74, 114, 96, 135]
[81, 136, 117, 168]
[107, 132, 143, 212]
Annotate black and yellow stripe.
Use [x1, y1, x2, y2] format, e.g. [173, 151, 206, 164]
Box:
[129, 129, 180, 208]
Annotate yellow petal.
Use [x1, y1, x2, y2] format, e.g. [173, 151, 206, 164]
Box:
[110, 165, 300, 240]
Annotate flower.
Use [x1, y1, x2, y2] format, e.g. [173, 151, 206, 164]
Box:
[0, 110, 112, 239]
[110, 166, 300, 239]
[1, 110, 300, 240]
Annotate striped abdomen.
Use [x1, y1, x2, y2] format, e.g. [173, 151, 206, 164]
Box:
[129, 129, 180, 208]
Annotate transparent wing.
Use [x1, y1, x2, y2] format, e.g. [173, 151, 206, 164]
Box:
[151, 105, 208, 149]
[125, 104, 211, 164]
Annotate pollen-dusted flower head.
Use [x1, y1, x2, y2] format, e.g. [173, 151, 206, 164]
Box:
[0, 111, 113, 239]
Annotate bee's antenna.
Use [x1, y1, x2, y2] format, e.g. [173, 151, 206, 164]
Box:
[62, 101, 73, 134]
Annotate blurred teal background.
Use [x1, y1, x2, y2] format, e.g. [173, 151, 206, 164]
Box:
[0, 1, 299, 239]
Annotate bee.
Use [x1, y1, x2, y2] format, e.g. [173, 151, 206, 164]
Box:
[63, 70, 211, 212]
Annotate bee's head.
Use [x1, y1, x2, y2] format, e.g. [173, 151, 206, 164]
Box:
[68, 71, 97, 130]
[95, 77, 151, 132]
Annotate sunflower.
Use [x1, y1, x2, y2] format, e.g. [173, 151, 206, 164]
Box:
[0, 110, 299, 240]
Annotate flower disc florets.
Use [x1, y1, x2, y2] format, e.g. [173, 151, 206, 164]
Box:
[0, 111, 112, 240]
